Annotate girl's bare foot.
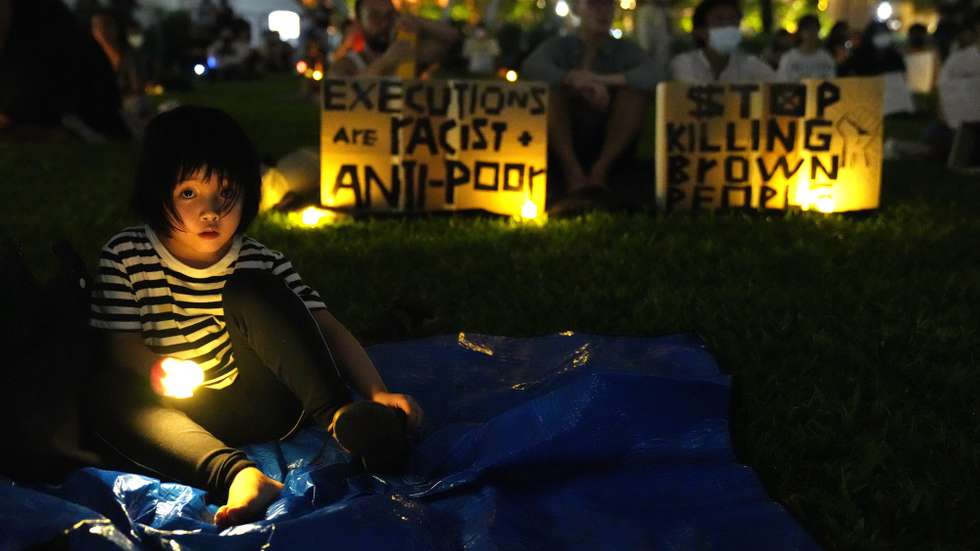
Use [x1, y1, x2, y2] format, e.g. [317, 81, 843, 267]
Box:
[213, 467, 283, 528]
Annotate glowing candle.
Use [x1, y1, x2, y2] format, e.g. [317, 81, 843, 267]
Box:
[521, 198, 538, 220]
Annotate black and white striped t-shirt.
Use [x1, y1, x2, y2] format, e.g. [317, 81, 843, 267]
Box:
[90, 225, 326, 389]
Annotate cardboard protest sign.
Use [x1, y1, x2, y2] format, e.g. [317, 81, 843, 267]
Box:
[321, 78, 548, 217]
[655, 77, 884, 213]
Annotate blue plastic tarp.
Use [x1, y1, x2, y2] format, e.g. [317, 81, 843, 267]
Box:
[0, 333, 820, 550]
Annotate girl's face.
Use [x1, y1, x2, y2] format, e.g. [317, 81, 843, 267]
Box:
[163, 170, 242, 267]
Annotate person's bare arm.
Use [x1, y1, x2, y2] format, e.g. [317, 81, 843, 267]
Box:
[592, 73, 628, 87]
[406, 14, 459, 45]
[361, 38, 414, 76]
[329, 40, 414, 77]
[327, 56, 358, 77]
[312, 309, 386, 398]
[313, 309, 423, 428]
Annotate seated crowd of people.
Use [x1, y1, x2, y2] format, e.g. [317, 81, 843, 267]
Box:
[2, 0, 978, 210]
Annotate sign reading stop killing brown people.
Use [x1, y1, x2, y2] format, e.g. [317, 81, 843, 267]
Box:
[320, 78, 548, 217]
[656, 77, 884, 213]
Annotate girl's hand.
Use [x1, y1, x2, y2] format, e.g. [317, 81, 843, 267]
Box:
[371, 391, 424, 430]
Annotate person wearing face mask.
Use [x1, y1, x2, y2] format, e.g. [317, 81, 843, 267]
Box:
[669, 0, 776, 83]
[328, 0, 460, 78]
[521, 0, 661, 212]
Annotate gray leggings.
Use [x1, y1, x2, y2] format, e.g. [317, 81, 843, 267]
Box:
[90, 270, 352, 502]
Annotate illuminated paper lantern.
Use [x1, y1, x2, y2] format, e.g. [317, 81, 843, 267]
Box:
[320, 77, 548, 218]
[655, 77, 884, 213]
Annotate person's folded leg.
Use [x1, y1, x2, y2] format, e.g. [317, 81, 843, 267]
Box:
[89, 371, 256, 503]
[223, 269, 352, 430]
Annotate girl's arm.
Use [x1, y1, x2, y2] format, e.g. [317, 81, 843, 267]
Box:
[312, 309, 387, 399]
[103, 331, 162, 380]
[313, 309, 424, 428]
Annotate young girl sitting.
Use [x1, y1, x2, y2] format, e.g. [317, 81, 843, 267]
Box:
[88, 105, 423, 528]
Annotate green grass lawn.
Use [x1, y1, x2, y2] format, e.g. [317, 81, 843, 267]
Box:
[1, 76, 978, 550]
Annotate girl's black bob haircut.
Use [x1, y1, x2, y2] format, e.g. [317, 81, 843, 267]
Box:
[131, 105, 261, 237]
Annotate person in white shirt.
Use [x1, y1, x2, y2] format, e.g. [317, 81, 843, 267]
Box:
[777, 14, 836, 81]
[669, 0, 776, 83]
[884, 12, 980, 161]
[937, 11, 980, 129]
[634, 0, 674, 80]
[462, 22, 500, 76]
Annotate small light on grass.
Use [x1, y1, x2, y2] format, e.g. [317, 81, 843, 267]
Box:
[513, 198, 545, 225]
[300, 206, 334, 226]
[158, 358, 204, 399]
[521, 199, 539, 220]
[815, 195, 835, 213]
[795, 177, 836, 213]
[505, 70, 518, 82]
[193, 64, 206, 76]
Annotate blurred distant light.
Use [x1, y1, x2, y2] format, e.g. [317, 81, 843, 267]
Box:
[268, 10, 301, 41]
[505, 69, 518, 82]
[296, 60, 308, 74]
[206, 55, 218, 69]
[193, 64, 206, 76]
[785, 21, 798, 33]
[619, 0, 636, 9]
[536, 0, 545, 7]
[312, 69, 323, 81]
[887, 18, 902, 30]
[875, 2, 893, 21]
[817, 0, 828, 11]
[610, 28, 623, 39]
[555, 0, 569, 17]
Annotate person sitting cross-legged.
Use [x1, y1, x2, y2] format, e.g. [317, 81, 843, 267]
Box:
[328, 0, 459, 78]
[521, 0, 661, 212]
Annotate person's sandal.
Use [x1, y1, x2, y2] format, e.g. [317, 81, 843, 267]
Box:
[331, 401, 409, 473]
